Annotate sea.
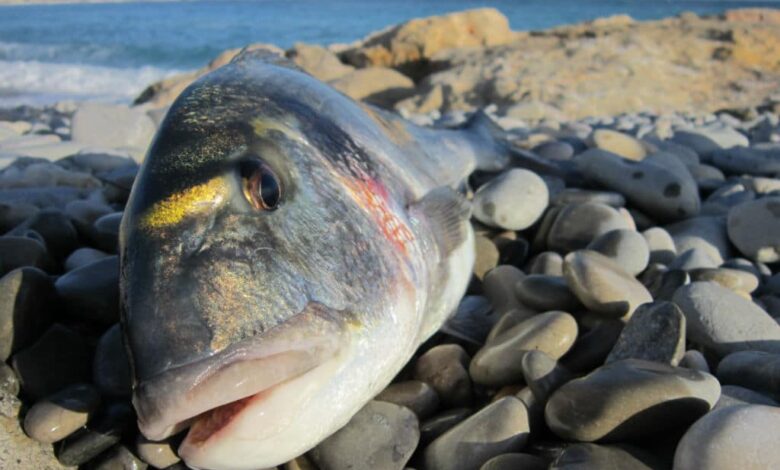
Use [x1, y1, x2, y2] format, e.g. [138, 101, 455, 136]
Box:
[0, 0, 778, 108]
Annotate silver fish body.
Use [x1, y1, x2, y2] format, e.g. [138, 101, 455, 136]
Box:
[120, 52, 508, 470]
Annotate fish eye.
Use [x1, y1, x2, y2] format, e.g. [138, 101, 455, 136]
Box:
[240, 159, 281, 211]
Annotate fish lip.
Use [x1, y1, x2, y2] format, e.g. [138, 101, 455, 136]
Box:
[131, 303, 345, 441]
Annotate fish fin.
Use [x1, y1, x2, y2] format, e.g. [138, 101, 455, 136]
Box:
[230, 46, 306, 73]
[413, 187, 472, 257]
[463, 110, 511, 171]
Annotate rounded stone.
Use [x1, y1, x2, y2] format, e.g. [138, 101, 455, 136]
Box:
[690, 267, 759, 294]
[420, 408, 472, 445]
[55, 255, 119, 324]
[563, 250, 653, 318]
[586, 229, 649, 276]
[714, 385, 779, 410]
[679, 350, 710, 373]
[311, 400, 418, 470]
[587, 129, 647, 160]
[674, 405, 780, 470]
[552, 189, 625, 208]
[545, 359, 720, 442]
[64, 247, 110, 272]
[23, 383, 100, 443]
[727, 196, 780, 263]
[482, 265, 526, 315]
[0, 236, 51, 276]
[480, 453, 547, 470]
[526, 251, 563, 276]
[9, 209, 78, 262]
[547, 203, 633, 253]
[672, 282, 780, 356]
[93, 324, 132, 398]
[560, 319, 624, 373]
[533, 140, 575, 161]
[470, 311, 578, 387]
[550, 443, 665, 470]
[424, 396, 530, 470]
[55, 402, 133, 467]
[716, 350, 780, 399]
[665, 215, 731, 265]
[473, 169, 549, 231]
[474, 234, 499, 280]
[521, 350, 572, 403]
[0, 267, 55, 361]
[605, 301, 686, 366]
[136, 435, 180, 469]
[91, 445, 148, 470]
[515, 275, 582, 312]
[11, 323, 91, 400]
[375, 380, 440, 419]
[92, 212, 123, 253]
[642, 227, 677, 265]
[413, 344, 472, 408]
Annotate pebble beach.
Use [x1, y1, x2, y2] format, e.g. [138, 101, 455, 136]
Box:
[2, 6, 780, 470]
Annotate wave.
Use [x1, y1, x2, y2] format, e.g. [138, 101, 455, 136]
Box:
[0, 59, 183, 108]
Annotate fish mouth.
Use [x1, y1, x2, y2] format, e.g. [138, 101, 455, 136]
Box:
[132, 304, 345, 444]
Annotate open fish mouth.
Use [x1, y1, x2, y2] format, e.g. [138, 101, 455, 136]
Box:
[132, 306, 345, 446]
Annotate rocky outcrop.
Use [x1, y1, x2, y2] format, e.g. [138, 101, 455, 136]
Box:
[134, 8, 780, 122]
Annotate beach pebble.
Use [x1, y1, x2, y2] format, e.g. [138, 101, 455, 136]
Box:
[606, 301, 686, 365]
[642, 227, 677, 265]
[674, 405, 780, 470]
[470, 311, 578, 387]
[710, 146, 780, 176]
[136, 435, 180, 469]
[64, 247, 110, 272]
[482, 265, 525, 315]
[577, 149, 700, 221]
[424, 396, 529, 470]
[545, 359, 720, 442]
[521, 350, 572, 403]
[0, 236, 51, 276]
[547, 203, 632, 252]
[473, 234, 499, 280]
[586, 229, 649, 276]
[92, 212, 123, 253]
[484, 309, 532, 344]
[480, 453, 547, 470]
[23, 383, 100, 443]
[665, 215, 731, 265]
[587, 129, 646, 160]
[687, 163, 725, 191]
[532, 141, 574, 161]
[311, 400, 418, 470]
[93, 324, 132, 398]
[563, 250, 652, 318]
[527, 251, 563, 276]
[671, 126, 747, 157]
[550, 443, 666, 470]
[375, 380, 439, 419]
[419, 408, 472, 445]
[727, 196, 780, 263]
[679, 350, 710, 373]
[717, 350, 780, 399]
[414, 344, 472, 407]
[0, 363, 20, 396]
[55, 256, 119, 324]
[672, 282, 780, 356]
[690, 267, 759, 294]
[11, 324, 91, 400]
[0, 267, 55, 361]
[9, 209, 78, 262]
[473, 169, 549, 231]
[551, 189, 625, 208]
[561, 319, 624, 373]
[714, 385, 779, 410]
[514, 275, 582, 312]
[91, 445, 148, 470]
[668, 248, 719, 271]
[56, 402, 133, 467]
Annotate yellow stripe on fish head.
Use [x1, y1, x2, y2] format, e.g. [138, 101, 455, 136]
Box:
[140, 176, 228, 230]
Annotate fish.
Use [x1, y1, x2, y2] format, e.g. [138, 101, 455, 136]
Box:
[119, 50, 515, 470]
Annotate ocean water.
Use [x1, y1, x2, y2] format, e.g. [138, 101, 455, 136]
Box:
[0, 0, 778, 107]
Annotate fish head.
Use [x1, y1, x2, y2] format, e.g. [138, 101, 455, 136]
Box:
[120, 58, 421, 469]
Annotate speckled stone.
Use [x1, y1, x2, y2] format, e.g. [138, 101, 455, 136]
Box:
[376, 380, 440, 419]
[424, 396, 530, 470]
[23, 383, 100, 443]
[674, 405, 780, 470]
[414, 344, 473, 408]
[605, 301, 686, 366]
[545, 359, 720, 442]
[311, 400, 418, 470]
[672, 282, 780, 356]
[470, 311, 578, 387]
[563, 250, 652, 318]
